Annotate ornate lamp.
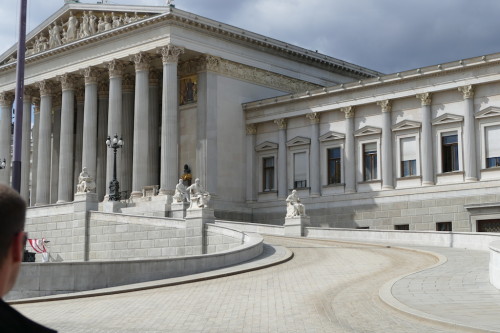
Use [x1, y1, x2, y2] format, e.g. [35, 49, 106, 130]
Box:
[106, 134, 123, 201]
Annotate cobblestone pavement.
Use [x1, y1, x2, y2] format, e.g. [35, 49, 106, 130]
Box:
[13, 237, 482, 333]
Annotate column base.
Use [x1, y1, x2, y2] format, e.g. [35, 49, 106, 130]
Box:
[56, 199, 69, 204]
[465, 177, 478, 182]
[422, 181, 434, 186]
[382, 185, 394, 190]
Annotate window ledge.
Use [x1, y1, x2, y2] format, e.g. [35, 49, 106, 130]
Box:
[358, 180, 381, 184]
[396, 176, 421, 181]
[322, 183, 345, 188]
[481, 167, 500, 172]
[437, 171, 464, 176]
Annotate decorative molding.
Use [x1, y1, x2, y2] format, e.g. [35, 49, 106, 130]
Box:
[286, 136, 311, 147]
[475, 106, 500, 119]
[255, 141, 278, 152]
[319, 131, 345, 142]
[246, 124, 257, 135]
[306, 112, 320, 124]
[341, 106, 354, 119]
[134, 52, 151, 72]
[0, 92, 14, 107]
[58, 74, 77, 91]
[458, 85, 474, 99]
[83, 67, 100, 84]
[159, 44, 184, 64]
[377, 99, 392, 113]
[432, 113, 464, 126]
[107, 59, 126, 78]
[416, 93, 432, 106]
[178, 55, 321, 94]
[354, 125, 382, 137]
[392, 120, 421, 132]
[37, 80, 55, 96]
[274, 118, 287, 130]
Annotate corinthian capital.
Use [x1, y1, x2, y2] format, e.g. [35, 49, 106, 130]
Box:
[58, 74, 77, 91]
[274, 118, 287, 130]
[0, 92, 14, 107]
[416, 93, 432, 106]
[133, 52, 151, 72]
[377, 100, 392, 113]
[306, 112, 320, 124]
[107, 59, 126, 78]
[341, 106, 354, 119]
[458, 85, 474, 99]
[37, 80, 55, 96]
[83, 67, 100, 85]
[246, 124, 257, 135]
[159, 44, 184, 64]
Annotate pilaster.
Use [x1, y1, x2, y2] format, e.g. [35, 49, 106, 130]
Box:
[306, 112, 320, 197]
[246, 124, 257, 202]
[417, 93, 434, 185]
[274, 118, 287, 199]
[458, 85, 477, 182]
[341, 106, 356, 193]
[378, 100, 394, 190]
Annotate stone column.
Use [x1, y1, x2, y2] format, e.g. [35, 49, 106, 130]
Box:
[35, 81, 53, 206]
[31, 98, 40, 206]
[275, 118, 287, 199]
[417, 93, 434, 186]
[246, 124, 257, 202]
[82, 67, 99, 189]
[159, 45, 184, 197]
[459, 85, 477, 182]
[73, 87, 84, 188]
[378, 100, 394, 189]
[121, 74, 134, 198]
[306, 112, 320, 197]
[342, 106, 356, 193]
[57, 75, 76, 203]
[148, 70, 160, 186]
[20, 89, 33, 203]
[0, 92, 13, 185]
[96, 80, 109, 201]
[106, 60, 124, 198]
[50, 93, 61, 204]
[131, 52, 150, 197]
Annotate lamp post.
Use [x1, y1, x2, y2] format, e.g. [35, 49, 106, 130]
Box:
[0, 159, 5, 170]
[106, 134, 123, 201]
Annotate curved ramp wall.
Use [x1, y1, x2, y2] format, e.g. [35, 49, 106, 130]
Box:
[490, 241, 500, 289]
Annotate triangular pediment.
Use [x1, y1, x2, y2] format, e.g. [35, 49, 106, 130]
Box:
[392, 120, 421, 132]
[0, 4, 168, 65]
[319, 131, 345, 142]
[286, 136, 311, 147]
[475, 106, 500, 119]
[354, 126, 382, 137]
[255, 141, 278, 152]
[432, 113, 464, 126]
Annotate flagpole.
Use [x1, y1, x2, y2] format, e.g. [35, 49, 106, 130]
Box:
[12, 0, 28, 193]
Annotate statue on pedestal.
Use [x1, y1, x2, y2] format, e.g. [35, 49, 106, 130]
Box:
[173, 179, 187, 203]
[285, 190, 306, 217]
[187, 178, 210, 208]
[76, 167, 96, 193]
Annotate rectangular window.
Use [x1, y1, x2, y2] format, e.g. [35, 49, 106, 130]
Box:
[441, 133, 459, 172]
[262, 157, 274, 192]
[327, 147, 341, 184]
[394, 224, 409, 230]
[477, 219, 500, 233]
[293, 152, 307, 188]
[363, 143, 377, 181]
[486, 125, 500, 168]
[400, 137, 417, 177]
[436, 222, 452, 231]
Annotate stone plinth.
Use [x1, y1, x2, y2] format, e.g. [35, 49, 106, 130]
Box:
[73, 192, 98, 261]
[185, 207, 215, 255]
[73, 192, 98, 212]
[284, 216, 310, 237]
[171, 201, 189, 218]
[103, 201, 124, 213]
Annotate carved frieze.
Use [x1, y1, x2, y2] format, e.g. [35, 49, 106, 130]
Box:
[76, 87, 85, 103]
[122, 74, 135, 92]
[149, 71, 160, 86]
[98, 79, 109, 98]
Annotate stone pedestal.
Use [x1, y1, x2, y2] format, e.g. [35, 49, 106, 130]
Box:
[284, 216, 310, 237]
[171, 201, 189, 218]
[184, 207, 215, 255]
[73, 192, 98, 261]
[103, 201, 124, 213]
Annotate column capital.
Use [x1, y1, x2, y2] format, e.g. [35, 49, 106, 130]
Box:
[159, 44, 184, 64]
[149, 70, 160, 86]
[246, 124, 257, 135]
[306, 112, 320, 124]
[274, 118, 287, 130]
[416, 93, 432, 106]
[377, 99, 392, 113]
[58, 74, 78, 91]
[23, 86, 35, 99]
[107, 59, 127, 78]
[458, 85, 474, 99]
[0, 92, 14, 107]
[83, 67, 100, 85]
[341, 106, 355, 119]
[122, 73, 135, 92]
[37, 80, 55, 96]
[133, 52, 151, 72]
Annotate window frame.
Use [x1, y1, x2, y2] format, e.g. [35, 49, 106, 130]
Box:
[479, 120, 500, 170]
[432, 114, 464, 175]
[355, 127, 381, 183]
[255, 141, 278, 193]
[319, 131, 345, 187]
[287, 137, 311, 190]
[326, 147, 342, 185]
[395, 133, 421, 178]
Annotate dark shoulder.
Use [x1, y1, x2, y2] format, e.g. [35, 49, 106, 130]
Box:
[0, 300, 57, 333]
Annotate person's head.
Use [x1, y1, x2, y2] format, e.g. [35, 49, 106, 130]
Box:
[0, 185, 27, 297]
[195, 178, 200, 185]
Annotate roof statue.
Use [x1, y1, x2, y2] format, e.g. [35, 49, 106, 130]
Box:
[167, 0, 175, 7]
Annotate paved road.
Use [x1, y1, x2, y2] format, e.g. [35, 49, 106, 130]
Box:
[14, 237, 478, 333]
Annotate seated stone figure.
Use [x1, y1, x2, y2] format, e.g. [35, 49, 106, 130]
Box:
[173, 179, 187, 203]
[286, 190, 306, 217]
[76, 167, 96, 193]
[186, 178, 210, 208]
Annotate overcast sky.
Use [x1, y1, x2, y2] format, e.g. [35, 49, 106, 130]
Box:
[1, 0, 500, 74]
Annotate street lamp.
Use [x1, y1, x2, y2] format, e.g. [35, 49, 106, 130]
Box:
[0, 159, 6, 170]
[106, 134, 123, 201]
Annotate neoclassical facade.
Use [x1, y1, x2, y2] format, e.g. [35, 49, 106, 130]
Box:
[1, 3, 499, 232]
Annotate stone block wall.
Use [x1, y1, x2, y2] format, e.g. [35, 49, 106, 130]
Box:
[205, 224, 244, 254]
